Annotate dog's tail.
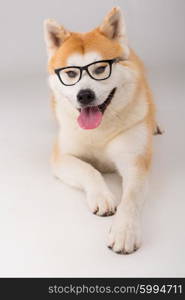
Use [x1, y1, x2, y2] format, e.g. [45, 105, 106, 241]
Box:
[153, 124, 164, 135]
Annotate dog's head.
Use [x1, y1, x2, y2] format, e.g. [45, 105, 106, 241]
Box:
[44, 7, 139, 129]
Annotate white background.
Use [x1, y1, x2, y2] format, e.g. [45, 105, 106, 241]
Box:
[0, 0, 185, 77]
[0, 0, 185, 277]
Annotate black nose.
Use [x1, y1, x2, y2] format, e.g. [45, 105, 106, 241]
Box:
[77, 89, 95, 105]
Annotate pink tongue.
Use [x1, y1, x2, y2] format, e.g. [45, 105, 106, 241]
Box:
[77, 106, 102, 129]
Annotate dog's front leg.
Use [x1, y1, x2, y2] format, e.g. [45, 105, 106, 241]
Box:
[52, 151, 116, 216]
[107, 156, 148, 254]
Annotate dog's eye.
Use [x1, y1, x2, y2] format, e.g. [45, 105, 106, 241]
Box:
[66, 70, 78, 78]
[94, 66, 107, 75]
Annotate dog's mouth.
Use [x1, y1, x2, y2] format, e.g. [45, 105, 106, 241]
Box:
[77, 87, 117, 130]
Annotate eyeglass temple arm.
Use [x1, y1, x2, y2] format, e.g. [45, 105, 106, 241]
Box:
[115, 57, 127, 63]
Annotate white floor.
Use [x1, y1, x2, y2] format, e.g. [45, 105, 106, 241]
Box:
[0, 66, 185, 277]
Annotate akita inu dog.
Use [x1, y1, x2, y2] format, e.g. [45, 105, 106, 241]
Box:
[44, 7, 158, 254]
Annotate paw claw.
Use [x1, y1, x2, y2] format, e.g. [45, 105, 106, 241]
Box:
[101, 210, 115, 217]
[88, 191, 116, 217]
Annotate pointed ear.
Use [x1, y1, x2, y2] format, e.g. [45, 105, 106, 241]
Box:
[100, 7, 125, 40]
[99, 7, 129, 58]
[44, 19, 70, 58]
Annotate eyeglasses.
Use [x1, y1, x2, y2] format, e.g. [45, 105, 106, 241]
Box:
[54, 58, 121, 86]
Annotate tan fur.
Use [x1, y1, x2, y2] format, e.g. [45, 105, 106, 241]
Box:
[52, 139, 61, 165]
[120, 49, 155, 171]
[49, 34, 155, 172]
[44, 7, 159, 254]
[51, 95, 57, 115]
[48, 29, 125, 73]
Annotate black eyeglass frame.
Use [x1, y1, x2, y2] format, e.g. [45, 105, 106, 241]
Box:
[54, 58, 121, 86]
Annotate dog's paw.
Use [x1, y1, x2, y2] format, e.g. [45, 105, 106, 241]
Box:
[87, 191, 116, 216]
[107, 216, 141, 254]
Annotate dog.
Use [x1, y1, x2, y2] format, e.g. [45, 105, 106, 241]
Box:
[44, 7, 158, 254]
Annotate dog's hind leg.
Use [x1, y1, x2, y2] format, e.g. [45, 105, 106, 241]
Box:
[52, 142, 116, 216]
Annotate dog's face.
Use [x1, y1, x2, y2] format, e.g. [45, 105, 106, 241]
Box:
[44, 8, 138, 129]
